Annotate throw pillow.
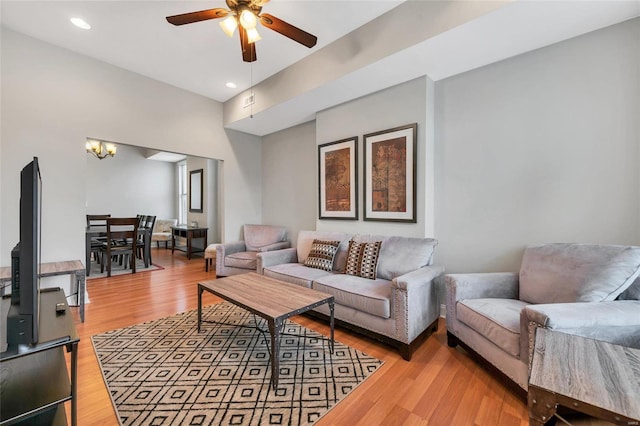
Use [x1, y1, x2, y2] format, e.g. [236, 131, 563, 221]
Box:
[303, 239, 341, 272]
[344, 240, 382, 279]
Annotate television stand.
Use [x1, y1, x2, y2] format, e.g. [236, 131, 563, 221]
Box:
[1, 287, 80, 426]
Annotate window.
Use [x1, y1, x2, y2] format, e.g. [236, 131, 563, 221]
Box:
[178, 161, 187, 224]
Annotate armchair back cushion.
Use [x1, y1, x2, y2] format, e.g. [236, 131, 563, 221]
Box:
[243, 224, 287, 252]
[519, 243, 640, 304]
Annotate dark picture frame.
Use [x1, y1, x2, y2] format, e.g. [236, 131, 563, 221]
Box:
[189, 169, 203, 213]
[363, 123, 417, 222]
[318, 137, 358, 220]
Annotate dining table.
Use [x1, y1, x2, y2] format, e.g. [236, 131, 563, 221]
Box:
[85, 226, 152, 276]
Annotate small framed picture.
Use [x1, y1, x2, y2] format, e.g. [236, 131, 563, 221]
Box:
[363, 124, 417, 222]
[318, 137, 358, 220]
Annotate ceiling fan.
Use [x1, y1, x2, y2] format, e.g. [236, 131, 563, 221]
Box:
[166, 0, 318, 63]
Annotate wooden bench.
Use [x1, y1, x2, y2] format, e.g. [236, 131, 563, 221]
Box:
[0, 260, 86, 322]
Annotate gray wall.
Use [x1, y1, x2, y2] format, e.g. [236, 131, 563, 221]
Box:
[435, 17, 640, 274]
[85, 144, 176, 219]
[1, 28, 262, 276]
[186, 156, 220, 244]
[261, 18, 639, 278]
[315, 77, 435, 238]
[262, 77, 435, 246]
[262, 121, 317, 243]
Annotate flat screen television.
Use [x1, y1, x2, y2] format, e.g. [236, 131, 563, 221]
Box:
[6, 157, 42, 347]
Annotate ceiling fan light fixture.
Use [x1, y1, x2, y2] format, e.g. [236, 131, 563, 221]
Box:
[219, 15, 237, 37]
[246, 27, 262, 44]
[239, 9, 257, 30]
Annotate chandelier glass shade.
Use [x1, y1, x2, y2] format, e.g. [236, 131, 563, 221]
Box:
[218, 9, 261, 43]
[86, 140, 117, 160]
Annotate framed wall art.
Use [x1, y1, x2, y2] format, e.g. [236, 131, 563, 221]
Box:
[363, 123, 417, 222]
[189, 168, 203, 213]
[318, 137, 358, 220]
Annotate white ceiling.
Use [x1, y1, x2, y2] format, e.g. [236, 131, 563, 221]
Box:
[0, 0, 402, 102]
[2, 1, 639, 136]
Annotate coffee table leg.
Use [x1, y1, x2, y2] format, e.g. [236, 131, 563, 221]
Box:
[268, 318, 283, 390]
[528, 386, 557, 425]
[197, 284, 203, 332]
[329, 300, 335, 353]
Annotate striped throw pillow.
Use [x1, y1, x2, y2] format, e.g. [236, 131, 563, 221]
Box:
[344, 240, 382, 279]
[303, 239, 341, 272]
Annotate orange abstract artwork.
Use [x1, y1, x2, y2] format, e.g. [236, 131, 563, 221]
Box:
[324, 147, 351, 211]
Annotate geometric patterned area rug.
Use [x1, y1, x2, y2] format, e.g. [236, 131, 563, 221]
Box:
[92, 302, 384, 425]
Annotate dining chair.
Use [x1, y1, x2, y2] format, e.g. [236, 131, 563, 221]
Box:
[86, 214, 111, 265]
[100, 217, 139, 277]
[136, 215, 156, 267]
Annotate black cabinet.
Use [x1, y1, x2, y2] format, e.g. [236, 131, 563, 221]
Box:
[1, 288, 79, 425]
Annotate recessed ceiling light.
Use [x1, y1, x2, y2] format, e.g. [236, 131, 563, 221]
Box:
[225, 82, 237, 89]
[70, 17, 91, 30]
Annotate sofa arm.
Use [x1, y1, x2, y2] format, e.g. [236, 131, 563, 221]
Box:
[393, 265, 444, 290]
[216, 241, 246, 257]
[258, 241, 291, 252]
[256, 248, 298, 274]
[391, 265, 444, 344]
[523, 301, 640, 352]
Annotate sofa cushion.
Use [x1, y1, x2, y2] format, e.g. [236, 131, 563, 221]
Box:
[297, 230, 351, 271]
[243, 224, 287, 252]
[375, 236, 437, 281]
[519, 244, 640, 304]
[303, 240, 341, 272]
[344, 240, 382, 279]
[313, 274, 392, 319]
[225, 251, 258, 270]
[457, 298, 530, 357]
[263, 263, 333, 288]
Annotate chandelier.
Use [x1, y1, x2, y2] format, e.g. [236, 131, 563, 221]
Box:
[86, 139, 117, 160]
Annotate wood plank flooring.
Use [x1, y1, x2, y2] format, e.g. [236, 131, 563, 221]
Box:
[65, 248, 612, 425]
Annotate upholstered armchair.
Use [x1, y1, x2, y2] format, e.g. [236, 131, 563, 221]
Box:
[445, 243, 640, 391]
[151, 219, 177, 249]
[214, 225, 290, 277]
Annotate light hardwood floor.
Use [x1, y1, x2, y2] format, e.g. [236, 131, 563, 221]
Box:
[66, 248, 609, 425]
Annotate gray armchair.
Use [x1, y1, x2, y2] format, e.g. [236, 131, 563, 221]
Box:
[214, 224, 290, 277]
[445, 243, 640, 391]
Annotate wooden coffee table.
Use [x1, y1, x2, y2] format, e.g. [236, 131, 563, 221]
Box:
[528, 328, 640, 425]
[197, 272, 335, 390]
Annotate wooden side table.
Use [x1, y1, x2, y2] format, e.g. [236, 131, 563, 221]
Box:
[171, 226, 208, 259]
[528, 328, 640, 425]
[0, 260, 86, 322]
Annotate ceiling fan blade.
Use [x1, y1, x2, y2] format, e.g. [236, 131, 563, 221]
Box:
[259, 13, 317, 48]
[166, 8, 229, 26]
[239, 26, 257, 63]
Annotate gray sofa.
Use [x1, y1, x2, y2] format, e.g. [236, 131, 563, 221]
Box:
[446, 243, 640, 391]
[257, 230, 444, 360]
